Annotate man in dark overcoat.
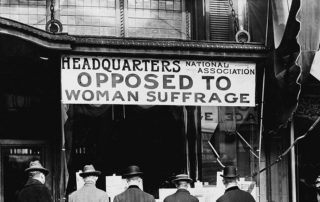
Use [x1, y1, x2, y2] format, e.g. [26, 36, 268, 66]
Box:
[16, 160, 53, 202]
[164, 174, 199, 202]
[216, 166, 256, 202]
[113, 165, 156, 202]
[68, 164, 109, 202]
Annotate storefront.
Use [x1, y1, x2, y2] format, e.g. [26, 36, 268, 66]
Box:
[2, 0, 320, 201]
[0, 16, 278, 201]
[60, 53, 270, 202]
[12, 0, 318, 199]
[60, 55, 259, 200]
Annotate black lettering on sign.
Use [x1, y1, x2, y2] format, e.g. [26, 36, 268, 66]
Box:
[180, 75, 193, 89]
[163, 75, 175, 89]
[92, 58, 100, 70]
[96, 73, 108, 87]
[62, 57, 70, 69]
[202, 112, 214, 121]
[147, 91, 156, 102]
[202, 76, 215, 90]
[112, 73, 124, 87]
[216, 76, 231, 90]
[102, 59, 111, 72]
[144, 74, 159, 89]
[240, 94, 250, 103]
[125, 74, 141, 88]
[78, 72, 92, 87]
[225, 93, 237, 103]
[73, 57, 81, 69]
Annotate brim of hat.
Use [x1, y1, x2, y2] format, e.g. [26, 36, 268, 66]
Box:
[220, 174, 239, 178]
[172, 178, 193, 183]
[25, 168, 49, 176]
[122, 172, 143, 178]
[79, 171, 101, 177]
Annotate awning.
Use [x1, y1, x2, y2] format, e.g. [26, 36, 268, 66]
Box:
[0, 17, 268, 59]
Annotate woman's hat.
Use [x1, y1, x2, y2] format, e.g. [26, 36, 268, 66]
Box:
[171, 174, 193, 183]
[79, 164, 101, 177]
[220, 166, 239, 178]
[25, 160, 49, 176]
[123, 165, 143, 178]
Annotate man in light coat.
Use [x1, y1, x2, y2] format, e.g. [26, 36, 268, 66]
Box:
[68, 164, 109, 202]
[16, 160, 53, 202]
[113, 165, 155, 202]
[164, 174, 199, 202]
[216, 166, 256, 202]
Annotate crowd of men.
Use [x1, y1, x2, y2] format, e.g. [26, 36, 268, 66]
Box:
[15, 160, 258, 202]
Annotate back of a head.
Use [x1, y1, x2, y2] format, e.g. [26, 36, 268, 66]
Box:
[126, 175, 143, 190]
[176, 180, 189, 189]
[29, 171, 45, 184]
[29, 171, 42, 178]
[83, 175, 98, 184]
[127, 176, 141, 182]
[223, 177, 237, 185]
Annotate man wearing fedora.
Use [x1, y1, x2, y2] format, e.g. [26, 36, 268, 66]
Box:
[216, 165, 256, 202]
[113, 165, 156, 202]
[68, 164, 109, 202]
[164, 174, 199, 202]
[16, 160, 53, 202]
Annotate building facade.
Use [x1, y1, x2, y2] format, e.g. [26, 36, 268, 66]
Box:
[0, 0, 308, 202]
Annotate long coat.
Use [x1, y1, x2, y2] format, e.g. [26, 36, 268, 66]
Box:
[68, 182, 109, 202]
[216, 186, 256, 202]
[16, 178, 53, 202]
[113, 185, 155, 202]
[164, 188, 199, 202]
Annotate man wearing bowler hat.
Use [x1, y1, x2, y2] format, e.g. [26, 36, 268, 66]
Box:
[216, 165, 256, 202]
[16, 160, 53, 202]
[164, 174, 199, 202]
[68, 164, 109, 202]
[113, 165, 156, 202]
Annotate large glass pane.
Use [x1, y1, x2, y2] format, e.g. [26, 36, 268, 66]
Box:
[59, 0, 117, 36]
[0, 0, 46, 30]
[64, 104, 187, 199]
[126, 0, 186, 39]
[201, 106, 259, 201]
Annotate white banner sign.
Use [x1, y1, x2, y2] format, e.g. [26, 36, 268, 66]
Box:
[61, 56, 256, 106]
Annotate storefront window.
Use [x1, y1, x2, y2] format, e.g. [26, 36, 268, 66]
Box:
[127, 0, 187, 39]
[63, 105, 260, 200]
[61, 55, 260, 201]
[64, 105, 187, 198]
[0, 0, 47, 30]
[201, 106, 259, 200]
[59, 0, 187, 38]
[59, 0, 117, 36]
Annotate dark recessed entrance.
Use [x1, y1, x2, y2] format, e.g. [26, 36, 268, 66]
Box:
[65, 104, 187, 198]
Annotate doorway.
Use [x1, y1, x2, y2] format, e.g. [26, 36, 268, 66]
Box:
[0, 140, 49, 202]
[65, 105, 188, 198]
